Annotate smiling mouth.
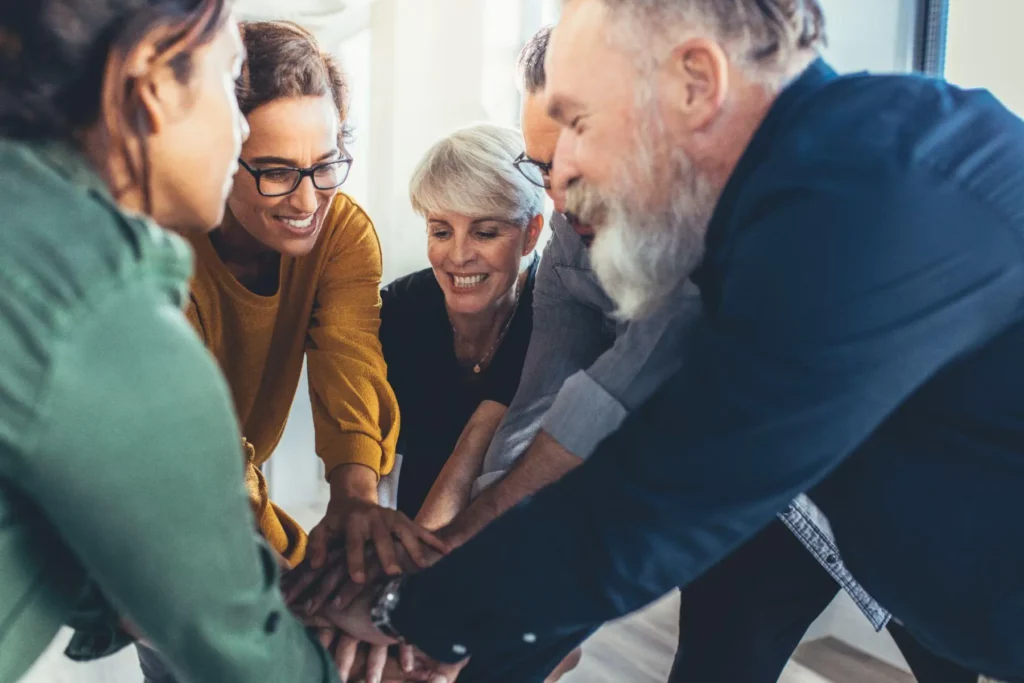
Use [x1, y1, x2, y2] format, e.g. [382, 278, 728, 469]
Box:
[450, 273, 488, 290]
[276, 213, 317, 235]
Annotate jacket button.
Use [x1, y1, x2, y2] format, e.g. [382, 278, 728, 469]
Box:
[452, 644, 467, 656]
[265, 611, 281, 634]
[523, 633, 537, 643]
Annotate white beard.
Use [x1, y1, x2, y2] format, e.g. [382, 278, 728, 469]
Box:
[571, 113, 718, 320]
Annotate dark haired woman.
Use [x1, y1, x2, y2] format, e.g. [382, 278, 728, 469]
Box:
[136, 20, 444, 683]
[0, 2, 339, 682]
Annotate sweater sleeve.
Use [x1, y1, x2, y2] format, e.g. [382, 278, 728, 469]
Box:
[306, 198, 400, 479]
[17, 283, 336, 683]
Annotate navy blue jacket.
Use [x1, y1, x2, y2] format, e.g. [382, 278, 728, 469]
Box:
[392, 60, 1024, 682]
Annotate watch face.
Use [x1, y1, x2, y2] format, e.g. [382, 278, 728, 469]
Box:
[371, 578, 404, 639]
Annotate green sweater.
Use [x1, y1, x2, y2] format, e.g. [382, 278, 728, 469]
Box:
[0, 140, 337, 683]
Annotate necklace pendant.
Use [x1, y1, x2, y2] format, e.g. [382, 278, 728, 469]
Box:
[473, 364, 481, 374]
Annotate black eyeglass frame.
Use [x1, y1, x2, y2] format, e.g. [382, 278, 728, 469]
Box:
[238, 157, 353, 197]
[513, 152, 552, 190]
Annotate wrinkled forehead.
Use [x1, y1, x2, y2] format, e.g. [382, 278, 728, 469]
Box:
[545, 0, 638, 121]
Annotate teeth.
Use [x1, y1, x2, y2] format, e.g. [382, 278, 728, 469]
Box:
[281, 215, 314, 229]
[454, 274, 487, 288]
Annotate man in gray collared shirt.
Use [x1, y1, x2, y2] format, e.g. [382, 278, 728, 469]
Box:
[434, 25, 983, 683]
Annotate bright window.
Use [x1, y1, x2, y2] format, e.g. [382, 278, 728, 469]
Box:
[944, 0, 1024, 115]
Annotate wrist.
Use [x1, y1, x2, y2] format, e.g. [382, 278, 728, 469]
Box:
[328, 463, 379, 506]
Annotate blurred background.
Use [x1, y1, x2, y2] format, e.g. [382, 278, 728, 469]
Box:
[21, 0, 1022, 681]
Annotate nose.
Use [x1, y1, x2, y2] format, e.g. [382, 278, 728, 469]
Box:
[289, 175, 319, 214]
[549, 132, 578, 214]
[449, 232, 475, 267]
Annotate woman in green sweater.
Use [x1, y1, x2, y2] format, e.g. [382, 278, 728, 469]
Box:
[0, 1, 343, 681]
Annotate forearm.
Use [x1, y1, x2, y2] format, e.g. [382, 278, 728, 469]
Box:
[441, 430, 582, 547]
[416, 401, 507, 531]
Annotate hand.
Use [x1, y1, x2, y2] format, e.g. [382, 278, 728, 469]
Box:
[311, 496, 448, 582]
[317, 630, 397, 683]
[545, 647, 583, 682]
[321, 586, 468, 683]
[284, 505, 448, 619]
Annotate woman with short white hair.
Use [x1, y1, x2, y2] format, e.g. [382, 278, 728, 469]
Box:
[380, 122, 544, 525]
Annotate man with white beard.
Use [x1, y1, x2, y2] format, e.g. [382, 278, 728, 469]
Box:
[322, 2, 1024, 681]
[435, 24, 980, 683]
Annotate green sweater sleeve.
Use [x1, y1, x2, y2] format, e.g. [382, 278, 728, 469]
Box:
[14, 280, 337, 683]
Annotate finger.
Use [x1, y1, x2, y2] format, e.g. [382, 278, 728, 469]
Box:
[333, 561, 385, 614]
[371, 518, 401, 575]
[392, 524, 429, 568]
[318, 628, 334, 651]
[305, 566, 350, 617]
[308, 525, 328, 569]
[302, 614, 334, 630]
[412, 524, 451, 555]
[334, 635, 360, 683]
[346, 520, 370, 583]
[365, 644, 388, 683]
[397, 643, 413, 674]
[433, 657, 470, 683]
[282, 564, 323, 607]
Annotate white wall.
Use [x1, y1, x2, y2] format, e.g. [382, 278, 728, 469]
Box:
[817, 0, 918, 74]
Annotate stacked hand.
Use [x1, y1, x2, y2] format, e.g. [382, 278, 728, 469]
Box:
[282, 499, 466, 682]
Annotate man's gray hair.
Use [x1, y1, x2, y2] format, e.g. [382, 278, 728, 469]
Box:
[600, 0, 826, 88]
[410, 123, 545, 226]
[518, 25, 554, 94]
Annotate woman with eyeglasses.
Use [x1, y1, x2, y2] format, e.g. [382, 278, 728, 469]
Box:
[0, 2, 344, 682]
[128, 20, 442, 683]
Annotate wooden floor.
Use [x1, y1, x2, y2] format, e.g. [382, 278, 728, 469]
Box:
[561, 591, 917, 683]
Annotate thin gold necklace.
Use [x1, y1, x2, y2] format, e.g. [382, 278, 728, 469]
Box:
[451, 286, 521, 374]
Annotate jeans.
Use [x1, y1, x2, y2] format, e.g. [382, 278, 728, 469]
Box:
[669, 519, 978, 683]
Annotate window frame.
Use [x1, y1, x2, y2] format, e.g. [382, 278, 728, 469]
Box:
[914, 0, 949, 75]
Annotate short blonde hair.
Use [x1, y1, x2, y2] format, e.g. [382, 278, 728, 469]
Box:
[409, 123, 544, 226]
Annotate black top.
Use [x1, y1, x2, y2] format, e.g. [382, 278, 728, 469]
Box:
[380, 259, 536, 518]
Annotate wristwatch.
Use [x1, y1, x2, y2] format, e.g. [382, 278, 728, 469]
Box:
[370, 577, 405, 642]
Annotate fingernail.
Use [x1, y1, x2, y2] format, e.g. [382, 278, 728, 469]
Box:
[429, 675, 447, 683]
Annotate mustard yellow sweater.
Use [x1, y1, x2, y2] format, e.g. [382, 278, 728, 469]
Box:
[186, 193, 399, 564]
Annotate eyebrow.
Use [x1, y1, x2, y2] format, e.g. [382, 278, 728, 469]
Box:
[546, 95, 581, 124]
[248, 149, 341, 166]
[427, 217, 509, 226]
[470, 217, 511, 227]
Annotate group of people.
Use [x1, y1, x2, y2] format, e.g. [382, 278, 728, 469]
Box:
[2, 1, 1023, 683]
